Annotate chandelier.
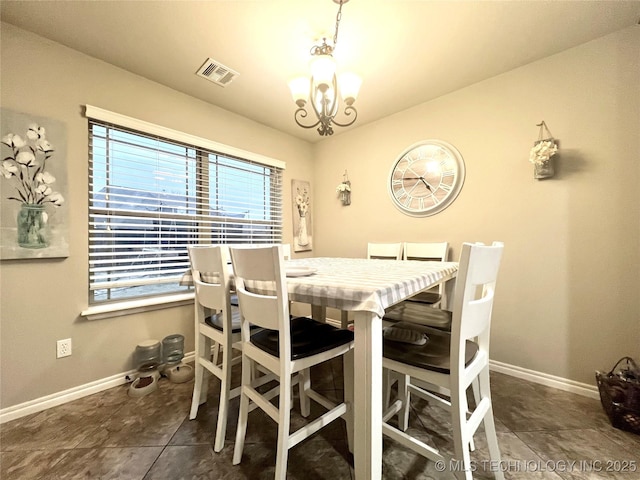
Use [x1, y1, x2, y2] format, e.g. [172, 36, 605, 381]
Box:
[288, 0, 362, 136]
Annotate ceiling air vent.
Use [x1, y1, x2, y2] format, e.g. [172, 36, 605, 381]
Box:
[196, 58, 239, 87]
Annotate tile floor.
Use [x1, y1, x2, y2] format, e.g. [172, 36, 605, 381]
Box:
[2, 360, 639, 480]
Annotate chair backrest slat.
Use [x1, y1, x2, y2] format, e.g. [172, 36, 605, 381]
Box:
[450, 241, 504, 355]
[402, 242, 450, 303]
[368, 242, 403, 260]
[403, 242, 448, 262]
[188, 245, 232, 325]
[230, 245, 289, 334]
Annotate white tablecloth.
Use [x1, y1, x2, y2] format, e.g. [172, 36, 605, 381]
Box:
[283, 257, 457, 317]
[183, 257, 458, 318]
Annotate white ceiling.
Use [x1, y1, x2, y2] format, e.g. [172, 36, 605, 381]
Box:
[2, 1, 638, 143]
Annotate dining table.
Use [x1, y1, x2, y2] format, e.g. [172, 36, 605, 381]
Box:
[183, 255, 459, 479]
[275, 257, 458, 479]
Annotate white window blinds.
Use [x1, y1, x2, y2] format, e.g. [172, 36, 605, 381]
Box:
[87, 110, 284, 304]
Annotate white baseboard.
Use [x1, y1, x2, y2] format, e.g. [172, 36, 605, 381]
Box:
[0, 352, 195, 424]
[489, 359, 600, 400]
[1, 354, 599, 424]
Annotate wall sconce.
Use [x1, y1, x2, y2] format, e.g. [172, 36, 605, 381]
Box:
[529, 121, 558, 179]
[336, 170, 351, 206]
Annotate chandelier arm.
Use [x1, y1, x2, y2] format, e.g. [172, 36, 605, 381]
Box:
[293, 107, 321, 130]
[330, 105, 358, 127]
[309, 89, 324, 121]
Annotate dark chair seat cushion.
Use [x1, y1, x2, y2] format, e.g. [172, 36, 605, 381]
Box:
[250, 317, 354, 360]
[383, 322, 478, 374]
[205, 306, 253, 333]
[384, 302, 452, 330]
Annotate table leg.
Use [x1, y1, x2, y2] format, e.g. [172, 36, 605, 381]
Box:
[353, 311, 383, 480]
[311, 305, 327, 322]
[343, 348, 354, 453]
[443, 277, 455, 310]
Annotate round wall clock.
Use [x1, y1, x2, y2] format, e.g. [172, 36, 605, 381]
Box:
[387, 140, 465, 217]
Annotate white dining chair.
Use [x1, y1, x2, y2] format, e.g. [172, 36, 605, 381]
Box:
[382, 241, 452, 332]
[187, 244, 241, 452]
[367, 242, 403, 260]
[381, 242, 505, 480]
[403, 241, 450, 306]
[189, 244, 295, 452]
[230, 245, 354, 480]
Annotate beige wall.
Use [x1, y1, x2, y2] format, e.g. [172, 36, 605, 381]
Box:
[312, 26, 640, 385]
[1, 22, 639, 410]
[0, 24, 313, 408]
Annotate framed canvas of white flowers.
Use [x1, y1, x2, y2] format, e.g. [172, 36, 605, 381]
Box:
[1, 109, 69, 259]
[291, 179, 312, 252]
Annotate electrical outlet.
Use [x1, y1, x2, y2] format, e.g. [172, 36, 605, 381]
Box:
[56, 338, 72, 358]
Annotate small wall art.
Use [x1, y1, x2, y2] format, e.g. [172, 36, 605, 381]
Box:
[336, 170, 351, 206]
[1, 108, 69, 259]
[529, 120, 558, 180]
[291, 179, 312, 252]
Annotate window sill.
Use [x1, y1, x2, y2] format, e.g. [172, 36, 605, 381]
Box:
[81, 293, 195, 321]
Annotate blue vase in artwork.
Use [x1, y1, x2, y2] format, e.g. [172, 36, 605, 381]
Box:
[17, 203, 49, 249]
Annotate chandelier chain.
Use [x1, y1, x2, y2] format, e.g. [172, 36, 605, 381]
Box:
[333, 1, 344, 47]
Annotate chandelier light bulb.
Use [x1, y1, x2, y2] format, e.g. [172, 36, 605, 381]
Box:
[338, 72, 362, 105]
[288, 77, 310, 107]
[310, 54, 336, 91]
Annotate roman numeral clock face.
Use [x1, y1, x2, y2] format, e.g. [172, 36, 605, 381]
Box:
[388, 140, 465, 217]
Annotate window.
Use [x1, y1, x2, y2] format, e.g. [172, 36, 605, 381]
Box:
[87, 107, 284, 305]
